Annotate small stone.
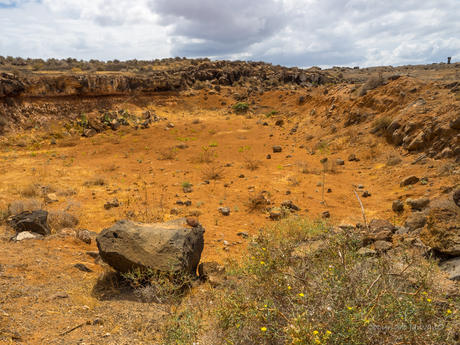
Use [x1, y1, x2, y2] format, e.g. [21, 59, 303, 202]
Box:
[362, 191, 371, 198]
[266, 154, 271, 159]
[392, 200, 404, 212]
[410, 198, 430, 211]
[86, 251, 99, 258]
[322, 211, 330, 218]
[336, 159, 345, 165]
[184, 200, 192, 207]
[348, 154, 357, 161]
[281, 200, 293, 208]
[275, 119, 284, 126]
[44, 193, 59, 204]
[104, 198, 120, 210]
[273, 145, 282, 153]
[358, 184, 364, 189]
[237, 231, 249, 238]
[186, 218, 198, 227]
[357, 247, 377, 256]
[400, 175, 419, 186]
[49, 291, 69, 300]
[374, 240, 392, 253]
[220, 207, 230, 216]
[453, 189, 460, 207]
[170, 208, 179, 215]
[76, 229, 91, 244]
[74, 263, 93, 273]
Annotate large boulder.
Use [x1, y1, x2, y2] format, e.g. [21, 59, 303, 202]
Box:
[405, 212, 427, 232]
[419, 208, 460, 255]
[7, 210, 50, 236]
[96, 218, 205, 274]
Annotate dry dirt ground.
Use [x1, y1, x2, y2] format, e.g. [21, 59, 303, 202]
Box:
[0, 65, 460, 344]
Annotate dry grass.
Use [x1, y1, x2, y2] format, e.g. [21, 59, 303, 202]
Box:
[246, 193, 270, 213]
[296, 160, 310, 174]
[58, 138, 79, 147]
[102, 163, 120, 172]
[48, 211, 79, 231]
[19, 183, 40, 198]
[386, 154, 402, 166]
[159, 147, 179, 160]
[358, 73, 384, 97]
[9, 198, 43, 215]
[437, 163, 456, 177]
[196, 149, 215, 164]
[83, 175, 107, 187]
[202, 164, 225, 180]
[243, 156, 262, 171]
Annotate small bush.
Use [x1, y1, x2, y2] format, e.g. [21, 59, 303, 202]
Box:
[358, 73, 384, 97]
[181, 181, 192, 188]
[19, 183, 40, 198]
[372, 116, 392, 131]
[296, 160, 309, 174]
[159, 147, 179, 160]
[48, 211, 79, 231]
[9, 198, 43, 215]
[246, 193, 270, 213]
[244, 156, 262, 171]
[202, 164, 225, 180]
[232, 102, 249, 112]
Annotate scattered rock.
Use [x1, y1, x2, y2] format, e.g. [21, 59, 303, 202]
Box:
[237, 231, 249, 238]
[400, 175, 419, 186]
[362, 191, 371, 198]
[348, 154, 357, 161]
[275, 119, 284, 126]
[336, 159, 345, 165]
[269, 210, 283, 220]
[86, 251, 99, 259]
[419, 207, 460, 255]
[104, 198, 120, 210]
[219, 207, 231, 216]
[410, 198, 430, 211]
[8, 210, 50, 236]
[357, 247, 377, 256]
[369, 219, 395, 233]
[96, 218, 205, 274]
[76, 229, 91, 244]
[186, 218, 198, 227]
[198, 261, 227, 286]
[272, 145, 282, 153]
[453, 189, 460, 207]
[392, 200, 404, 212]
[374, 230, 392, 241]
[49, 291, 69, 300]
[74, 263, 93, 273]
[266, 154, 271, 159]
[11, 231, 43, 242]
[405, 212, 427, 232]
[374, 240, 392, 253]
[281, 200, 293, 208]
[44, 193, 59, 204]
[322, 211, 330, 218]
[338, 224, 355, 230]
[440, 257, 460, 281]
[170, 208, 179, 215]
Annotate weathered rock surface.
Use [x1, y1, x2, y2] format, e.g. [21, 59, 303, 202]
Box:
[440, 257, 460, 280]
[7, 210, 50, 236]
[369, 219, 395, 233]
[410, 198, 430, 211]
[420, 208, 460, 255]
[392, 200, 404, 212]
[400, 175, 419, 186]
[405, 212, 427, 232]
[198, 261, 227, 286]
[96, 217, 205, 274]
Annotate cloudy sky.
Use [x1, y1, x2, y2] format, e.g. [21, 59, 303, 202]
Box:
[1, 0, 459, 68]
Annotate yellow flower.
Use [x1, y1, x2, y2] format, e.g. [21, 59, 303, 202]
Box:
[262, 248, 266, 250]
[422, 292, 427, 295]
[298, 293, 305, 297]
[264, 304, 267, 308]
[427, 299, 432, 302]
[313, 330, 318, 335]
[288, 286, 292, 290]
[364, 319, 370, 324]
[236, 324, 240, 328]
[326, 331, 332, 335]
[261, 327, 267, 332]
[447, 310, 452, 314]
[347, 306, 353, 310]
[260, 261, 265, 265]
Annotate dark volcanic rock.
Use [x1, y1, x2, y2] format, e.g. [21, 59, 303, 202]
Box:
[96, 218, 205, 274]
[7, 210, 50, 236]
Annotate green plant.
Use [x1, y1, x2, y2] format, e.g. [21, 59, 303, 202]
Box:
[372, 116, 392, 131]
[159, 147, 179, 160]
[181, 181, 192, 188]
[209, 217, 458, 344]
[232, 102, 249, 112]
[277, 165, 284, 170]
[209, 139, 218, 147]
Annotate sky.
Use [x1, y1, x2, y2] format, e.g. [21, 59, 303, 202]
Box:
[1, 0, 459, 68]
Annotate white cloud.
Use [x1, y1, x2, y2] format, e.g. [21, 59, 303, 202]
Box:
[0, 0, 459, 67]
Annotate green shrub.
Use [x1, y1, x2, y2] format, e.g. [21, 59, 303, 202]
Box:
[373, 116, 392, 131]
[232, 102, 249, 112]
[209, 217, 459, 344]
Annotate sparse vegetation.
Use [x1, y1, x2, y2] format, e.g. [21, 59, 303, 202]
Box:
[243, 156, 262, 171]
[358, 73, 384, 97]
[372, 116, 392, 131]
[232, 102, 249, 112]
[84, 175, 107, 186]
[202, 164, 225, 180]
[159, 147, 179, 160]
